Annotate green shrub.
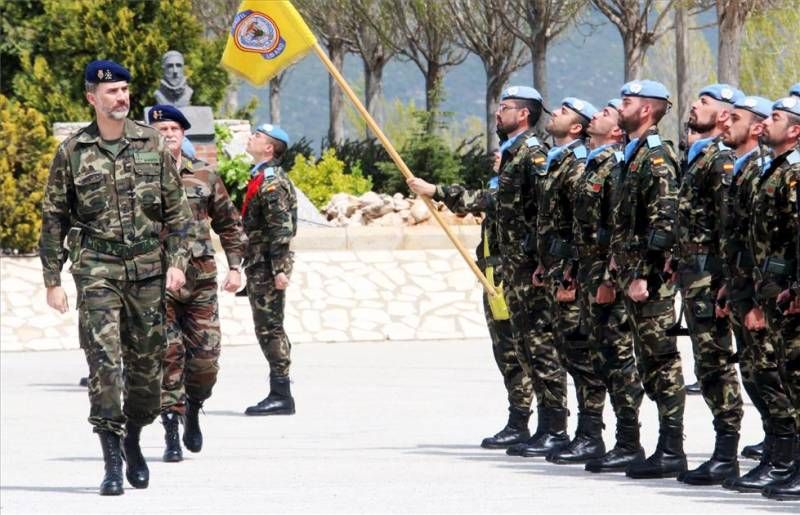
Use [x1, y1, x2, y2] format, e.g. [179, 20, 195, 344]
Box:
[0, 95, 57, 253]
[288, 149, 372, 209]
[214, 124, 251, 209]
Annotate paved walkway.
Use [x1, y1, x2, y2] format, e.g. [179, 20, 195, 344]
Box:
[0, 339, 785, 513]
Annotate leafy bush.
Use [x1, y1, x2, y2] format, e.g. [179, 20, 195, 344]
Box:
[214, 124, 251, 209]
[0, 95, 57, 253]
[288, 149, 372, 209]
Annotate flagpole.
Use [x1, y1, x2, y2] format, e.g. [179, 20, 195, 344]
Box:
[311, 44, 499, 297]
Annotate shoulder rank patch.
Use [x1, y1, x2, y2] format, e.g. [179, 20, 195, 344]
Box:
[263, 166, 276, 179]
[573, 145, 587, 160]
[614, 151, 624, 163]
[526, 137, 540, 148]
[133, 151, 160, 164]
[646, 134, 662, 149]
[787, 150, 800, 165]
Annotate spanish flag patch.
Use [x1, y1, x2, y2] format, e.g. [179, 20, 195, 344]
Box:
[723, 163, 733, 171]
[651, 157, 664, 166]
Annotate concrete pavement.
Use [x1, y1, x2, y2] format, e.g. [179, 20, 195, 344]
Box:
[0, 339, 786, 513]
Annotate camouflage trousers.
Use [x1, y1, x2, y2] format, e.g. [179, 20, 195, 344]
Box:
[162, 257, 221, 415]
[618, 269, 686, 427]
[503, 261, 567, 410]
[764, 298, 800, 433]
[547, 274, 607, 417]
[729, 290, 795, 436]
[246, 260, 291, 378]
[483, 294, 534, 411]
[678, 269, 743, 434]
[75, 274, 166, 436]
[580, 259, 643, 425]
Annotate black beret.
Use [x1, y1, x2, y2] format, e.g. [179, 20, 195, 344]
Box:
[148, 104, 191, 130]
[84, 60, 131, 83]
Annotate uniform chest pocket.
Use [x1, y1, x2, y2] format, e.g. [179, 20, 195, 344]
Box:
[134, 164, 162, 220]
[74, 170, 108, 217]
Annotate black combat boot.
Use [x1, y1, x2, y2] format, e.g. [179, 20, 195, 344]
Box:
[724, 435, 795, 492]
[547, 413, 605, 464]
[245, 376, 296, 416]
[183, 398, 203, 452]
[481, 406, 531, 449]
[678, 432, 739, 485]
[585, 420, 645, 473]
[762, 464, 800, 501]
[161, 412, 183, 463]
[519, 407, 570, 458]
[741, 440, 764, 460]
[506, 408, 547, 456]
[626, 423, 687, 479]
[79, 377, 89, 387]
[122, 421, 149, 488]
[97, 431, 124, 496]
[685, 381, 702, 395]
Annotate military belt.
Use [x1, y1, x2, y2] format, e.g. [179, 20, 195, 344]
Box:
[83, 235, 160, 259]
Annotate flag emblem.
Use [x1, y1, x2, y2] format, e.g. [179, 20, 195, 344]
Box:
[232, 10, 285, 59]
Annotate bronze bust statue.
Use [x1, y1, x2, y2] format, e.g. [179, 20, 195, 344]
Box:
[154, 50, 193, 107]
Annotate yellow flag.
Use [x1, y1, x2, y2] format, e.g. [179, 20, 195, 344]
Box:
[221, 0, 317, 86]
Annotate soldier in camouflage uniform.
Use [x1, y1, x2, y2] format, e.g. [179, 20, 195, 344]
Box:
[407, 160, 535, 450]
[727, 97, 800, 499]
[531, 98, 610, 464]
[611, 80, 687, 479]
[241, 124, 299, 416]
[573, 100, 647, 473]
[719, 96, 782, 464]
[476, 87, 567, 460]
[148, 106, 247, 462]
[39, 61, 194, 495]
[670, 84, 745, 486]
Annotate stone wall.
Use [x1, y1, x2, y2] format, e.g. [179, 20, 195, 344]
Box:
[1, 226, 489, 352]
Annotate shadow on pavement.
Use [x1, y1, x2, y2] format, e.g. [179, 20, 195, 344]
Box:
[203, 410, 247, 417]
[0, 485, 96, 495]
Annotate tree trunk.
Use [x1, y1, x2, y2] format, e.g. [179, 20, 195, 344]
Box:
[717, 2, 744, 85]
[328, 39, 345, 145]
[225, 80, 239, 117]
[674, 4, 690, 127]
[364, 58, 386, 135]
[269, 75, 282, 125]
[424, 62, 443, 134]
[531, 36, 548, 105]
[485, 73, 503, 153]
[622, 32, 644, 82]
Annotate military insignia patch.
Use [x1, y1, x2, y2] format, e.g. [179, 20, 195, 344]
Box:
[651, 157, 664, 166]
[97, 69, 104, 79]
[592, 182, 602, 193]
[232, 9, 286, 60]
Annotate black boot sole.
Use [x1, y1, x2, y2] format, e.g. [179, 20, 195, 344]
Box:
[548, 454, 604, 465]
[99, 484, 124, 496]
[244, 407, 295, 416]
[678, 474, 738, 486]
[125, 472, 149, 489]
[481, 442, 516, 449]
[741, 451, 763, 460]
[162, 452, 183, 463]
[586, 463, 630, 473]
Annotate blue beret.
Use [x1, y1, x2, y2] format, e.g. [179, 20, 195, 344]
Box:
[620, 80, 670, 101]
[255, 123, 290, 146]
[773, 96, 800, 117]
[84, 60, 131, 83]
[500, 86, 543, 103]
[561, 97, 598, 121]
[734, 96, 772, 119]
[698, 83, 745, 104]
[607, 98, 622, 110]
[790, 83, 800, 97]
[148, 104, 191, 130]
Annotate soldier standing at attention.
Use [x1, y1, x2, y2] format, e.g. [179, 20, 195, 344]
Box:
[532, 97, 611, 464]
[406, 155, 535, 450]
[718, 96, 779, 464]
[611, 80, 687, 479]
[147, 105, 247, 462]
[483, 87, 568, 460]
[671, 84, 745, 486]
[241, 124, 298, 416]
[574, 100, 647, 473]
[39, 61, 194, 495]
[727, 96, 800, 499]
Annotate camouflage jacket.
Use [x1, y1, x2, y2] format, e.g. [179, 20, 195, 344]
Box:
[573, 143, 624, 282]
[177, 153, 247, 279]
[720, 145, 770, 277]
[242, 159, 298, 275]
[611, 126, 679, 277]
[537, 139, 588, 269]
[434, 184, 497, 268]
[39, 119, 194, 287]
[749, 147, 800, 293]
[676, 136, 733, 263]
[495, 129, 548, 269]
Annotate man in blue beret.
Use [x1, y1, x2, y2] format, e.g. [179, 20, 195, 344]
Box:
[147, 105, 247, 462]
[735, 97, 800, 499]
[484, 86, 569, 460]
[670, 84, 746, 486]
[39, 60, 195, 495]
[241, 124, 299, 416]
[790, 83, 800, 98]
[610, 80, 687, 479]
[719, 96, 783, 467]
[527, 97, 610, 464]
